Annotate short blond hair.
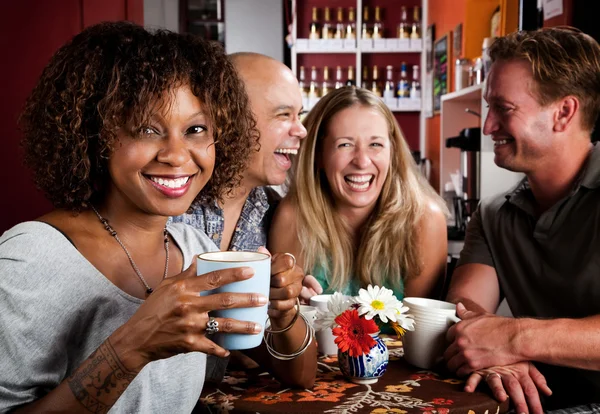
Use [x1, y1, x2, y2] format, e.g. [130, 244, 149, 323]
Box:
[489, 26, 600, 131]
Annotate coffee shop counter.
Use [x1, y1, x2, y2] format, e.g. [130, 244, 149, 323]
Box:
[197, 337, 509, 414]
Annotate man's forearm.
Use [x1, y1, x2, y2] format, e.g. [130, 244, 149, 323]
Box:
[446, 296, 491, 314]
[518, 315, 600, 371]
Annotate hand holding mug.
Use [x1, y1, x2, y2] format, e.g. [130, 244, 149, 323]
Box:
[258, 247, 304, 330]
[109, 260, 267, 372]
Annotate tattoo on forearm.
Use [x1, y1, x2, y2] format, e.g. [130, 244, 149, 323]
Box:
[67, 340, 137, 413]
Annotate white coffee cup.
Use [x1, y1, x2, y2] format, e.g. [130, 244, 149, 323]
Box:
[309, 294, 340, 356]
[300, 305, 318, 328]
[402, 297, 461, 369]
[197, 251, 270, 350]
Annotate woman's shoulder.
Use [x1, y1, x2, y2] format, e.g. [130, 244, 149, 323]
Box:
[1, 221, 70, 254]
[422, 198, 448, 223]
[274, 196, 297, 217]
[268, 196, 301, 253]
[167, 222, 219, 265]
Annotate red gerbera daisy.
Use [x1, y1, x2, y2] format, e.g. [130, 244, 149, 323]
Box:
[332, 309, 379, 357]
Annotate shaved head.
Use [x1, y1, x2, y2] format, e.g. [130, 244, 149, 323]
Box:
[229, 52, 297, 105]
[227, 52, 306, 188]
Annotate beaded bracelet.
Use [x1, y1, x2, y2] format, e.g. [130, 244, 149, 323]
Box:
[264, 297, 300, 334]
[263, 311, 314, 361]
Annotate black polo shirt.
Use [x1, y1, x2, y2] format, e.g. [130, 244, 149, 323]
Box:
[458, 142, 600, 408]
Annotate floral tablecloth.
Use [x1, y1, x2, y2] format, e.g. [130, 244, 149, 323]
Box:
[198, 338, 510, 414]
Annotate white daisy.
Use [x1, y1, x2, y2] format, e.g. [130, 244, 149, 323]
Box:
[394, 304, 416, 331]
[355, 285, 402, 323]
[314, 292, 350, 331]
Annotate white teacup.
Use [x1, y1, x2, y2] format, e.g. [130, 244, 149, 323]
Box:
[402, 297, 461, 369]
[198, 251, 271, 350]
[309, 294, 339, 356]
[300, 305, 318, 327]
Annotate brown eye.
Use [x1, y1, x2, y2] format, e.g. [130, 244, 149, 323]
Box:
[187, 125, 207, 134]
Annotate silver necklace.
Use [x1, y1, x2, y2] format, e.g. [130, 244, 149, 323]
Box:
[91, 205, 169, 295]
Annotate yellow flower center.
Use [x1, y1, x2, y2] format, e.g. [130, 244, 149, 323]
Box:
[371, 300, 385, 310]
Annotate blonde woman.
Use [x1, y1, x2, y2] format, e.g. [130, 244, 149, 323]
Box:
[269, 87, 448, 302]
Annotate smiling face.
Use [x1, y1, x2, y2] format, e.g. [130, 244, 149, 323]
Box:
[106, 85, 215, 217]
[238, 58, 307, 188]
[320, 105, 391, 217]
[483, 59, 559, 173]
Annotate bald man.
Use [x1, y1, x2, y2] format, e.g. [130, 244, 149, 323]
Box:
[172, 53, 308, 252]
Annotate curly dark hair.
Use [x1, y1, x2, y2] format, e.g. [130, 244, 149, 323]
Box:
[20, 21, 258, 211]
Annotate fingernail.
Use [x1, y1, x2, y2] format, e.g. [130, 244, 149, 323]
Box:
[254, 323, 263, 333]
[258, 295, 268, 305]
[241, 267, 254, 277]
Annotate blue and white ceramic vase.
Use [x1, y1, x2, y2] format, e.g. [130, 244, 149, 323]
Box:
[338, 333, 389, 384]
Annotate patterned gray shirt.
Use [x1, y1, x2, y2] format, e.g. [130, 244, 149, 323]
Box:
[171, 186, 281, 251]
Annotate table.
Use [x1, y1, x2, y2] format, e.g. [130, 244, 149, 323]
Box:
[198, 338, 510, 413]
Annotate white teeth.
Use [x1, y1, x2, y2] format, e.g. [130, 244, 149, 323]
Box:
[495, 140, 509, 146]
[345, 175, 373, 183]
[274, 148, 298, 155]
[150, 176, 190, 189]
[347, 181, 370, 190]
[345, 175, 372, 190]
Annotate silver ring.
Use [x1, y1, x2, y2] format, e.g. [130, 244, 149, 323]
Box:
[485, 372, 502, 381]
[206, 317, 219, 335]
[283, 252, 296, 268]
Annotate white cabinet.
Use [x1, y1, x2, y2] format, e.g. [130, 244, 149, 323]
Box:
[440, 82, 523, 202]
[290, 0, 429, 152]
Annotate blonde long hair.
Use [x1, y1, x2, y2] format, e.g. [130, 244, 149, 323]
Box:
[288, 87, 444, 293]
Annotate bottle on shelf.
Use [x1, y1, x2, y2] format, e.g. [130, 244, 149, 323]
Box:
[309, 66, 321, 106]
[322, 66, 332, 96]
[384, 65, 395, 100]
[335, 66, 344, 89]
[397, 6, 410, 39]
[396, 62, 410, 99]
[373, 7, 384, 39]
[298, 65, 309, 98]
[346, 7, 356, 40]
[411, 6, 421, 39]
[309, 7, 320, 40]
[334, 8, 345, 39]
[410, 64, 421, 99]
[362, 66, 369, 88]
[362, 6, 372, 39]
[371, 65, 382, 97]
[346, 65, 356, 86]
[322, 7, 332, 39]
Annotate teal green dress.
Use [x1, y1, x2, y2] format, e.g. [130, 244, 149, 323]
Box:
[311, 263, 405, 300]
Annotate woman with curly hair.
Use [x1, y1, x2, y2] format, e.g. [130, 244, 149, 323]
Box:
[0, 22, 314, 413]
[270, 87, 448, 304]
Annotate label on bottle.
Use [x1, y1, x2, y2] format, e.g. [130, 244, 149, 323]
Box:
[383, 88, 395, 100]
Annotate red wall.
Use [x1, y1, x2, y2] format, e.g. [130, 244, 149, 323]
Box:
[425, 0, 466, 192]
[0, 0, 143, 233]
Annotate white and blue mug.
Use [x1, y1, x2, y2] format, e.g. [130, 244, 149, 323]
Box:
[198, 251, 271, 350]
